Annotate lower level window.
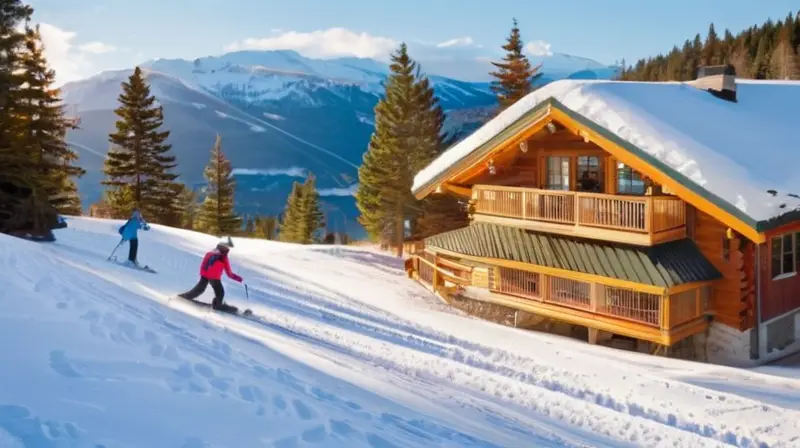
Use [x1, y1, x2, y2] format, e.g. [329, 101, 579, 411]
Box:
[771, 233, 796, 279]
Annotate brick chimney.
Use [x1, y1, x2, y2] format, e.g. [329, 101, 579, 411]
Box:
[686, 64, 737, 102]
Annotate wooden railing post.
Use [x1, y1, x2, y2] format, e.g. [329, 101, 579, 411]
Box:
[645, 197, 653, 234]
[661, 293, 671, 330]
[574, 194, 580, 228]
[522, 190, 527, 220]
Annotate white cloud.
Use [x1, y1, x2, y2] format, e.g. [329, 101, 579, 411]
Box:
[436, 37, 474, 48]
[79, 41, 116, 54]
[525, 40, 553, 56]
[224, 28, 398, 60]
[318, 184, 358, 197]
[37, 23, 116, 86]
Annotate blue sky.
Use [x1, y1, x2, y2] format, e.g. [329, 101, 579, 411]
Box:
[26, 0, 799, 85]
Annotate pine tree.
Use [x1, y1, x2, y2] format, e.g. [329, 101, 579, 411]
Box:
[16, 24, 84, 214]
[102, 66, 179, 221]
[488, 18, 542, 112]
[703, 23, 721, 66]
[770, 25, 800, 79]
[357, 44, 418, 250]
[356, 43, 458, 255]
[295, 175, 324, 244]
[244, 215, 255, 234]
[253, 216, 278, 240]
[196, 134, 241, 235]
[175, 183, 198, 230]
[0, 0, 33, 172]
[279, 181, 303, 242]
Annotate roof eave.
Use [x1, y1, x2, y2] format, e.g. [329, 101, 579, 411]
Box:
[412, 95, 778, 243]
[411, 98, 555, 199]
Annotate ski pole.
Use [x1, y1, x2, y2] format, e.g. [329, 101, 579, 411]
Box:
[107, 239, 124, 260]
[244, 283, 250, 301]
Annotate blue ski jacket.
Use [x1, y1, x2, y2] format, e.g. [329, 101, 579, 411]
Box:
[119, 211, 150, 241]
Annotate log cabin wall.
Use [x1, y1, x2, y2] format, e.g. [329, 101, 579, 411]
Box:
[690, 206, 752, 330]
[472, 132, 623, 193]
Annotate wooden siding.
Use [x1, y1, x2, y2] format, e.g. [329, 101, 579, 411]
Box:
[760, 224, 800, 321]
[690, 207, 752, 329]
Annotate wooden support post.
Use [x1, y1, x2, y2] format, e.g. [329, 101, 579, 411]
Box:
[588, 328, 599, 345]
[432, 253, 441, 293]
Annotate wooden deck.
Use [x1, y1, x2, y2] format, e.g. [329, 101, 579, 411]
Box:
[472, 185, 687, 246]
[405, 250, 710, 346]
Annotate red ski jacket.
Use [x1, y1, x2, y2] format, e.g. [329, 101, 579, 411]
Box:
[200, 249, 243, 282]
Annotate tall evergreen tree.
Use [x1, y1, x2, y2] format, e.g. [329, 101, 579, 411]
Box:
[295, 175, 324, 244]
[357, 44, 418, 250]
[356, 43, 462, 254]
[278, 175, 323, 244]
[196, 134, 241, 235]
[0, 0, 32, 172]
[102, 66, 179, 221]
[488, 18, 542, 112]
[279, 181, 303, 243]
[17, 24, 84, 214]
[175, 183, 198, 230]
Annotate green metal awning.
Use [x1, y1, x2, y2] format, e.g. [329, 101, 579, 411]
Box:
[424, 222, 722, 288]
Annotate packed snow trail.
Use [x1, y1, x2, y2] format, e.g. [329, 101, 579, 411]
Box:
[2, 217, 800, 447]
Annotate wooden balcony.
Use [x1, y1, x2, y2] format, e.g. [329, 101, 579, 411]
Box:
[405, 252, 710, 346]
[472, 185, 687, 246]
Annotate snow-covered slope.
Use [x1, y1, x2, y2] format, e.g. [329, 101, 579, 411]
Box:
[3, 217, 800, 446]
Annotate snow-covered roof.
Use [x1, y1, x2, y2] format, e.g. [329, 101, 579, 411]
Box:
[412, 78, 800, 225]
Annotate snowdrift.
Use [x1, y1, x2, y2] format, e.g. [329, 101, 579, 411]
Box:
[2, 217, 800, 447]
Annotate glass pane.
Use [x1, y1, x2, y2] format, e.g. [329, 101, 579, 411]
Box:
[772, 236, 784, 277]
[577, 156, 602, 192]
[546, 156, 569, 190]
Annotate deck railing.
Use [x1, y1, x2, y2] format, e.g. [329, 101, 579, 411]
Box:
[472, 185, 686, 238]
[489, 265, 708, 331]
[406, 252, 709, 333]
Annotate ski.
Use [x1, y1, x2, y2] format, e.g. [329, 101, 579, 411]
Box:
[172, 295, 252, 316]
[109, 258, 157, 273]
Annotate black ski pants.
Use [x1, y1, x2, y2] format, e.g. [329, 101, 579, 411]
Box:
[128, 238, 138, 262]
[179, 276, 225, 307]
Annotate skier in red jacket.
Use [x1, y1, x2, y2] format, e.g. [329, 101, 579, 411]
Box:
[178, 236, 243, 311]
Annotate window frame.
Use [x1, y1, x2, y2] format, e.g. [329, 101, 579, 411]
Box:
[545, 156, 570, 191]
[576, 155, 603, 192]
[771, 232, 797, 280]
[616, 162, 646, 195]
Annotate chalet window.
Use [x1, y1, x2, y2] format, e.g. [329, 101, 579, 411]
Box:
[577, 156, 602, 192]
[617, 163, 645, 195]
[546, 156, 570, 190]
[771, 233, 796, 279]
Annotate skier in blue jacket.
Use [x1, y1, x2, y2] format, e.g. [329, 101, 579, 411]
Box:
[119, 208, 150, 266]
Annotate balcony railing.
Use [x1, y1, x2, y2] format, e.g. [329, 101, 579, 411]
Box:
[472, 185, 687, 245]
[488, 265, 709, 334]
[404, 252, 710, 345]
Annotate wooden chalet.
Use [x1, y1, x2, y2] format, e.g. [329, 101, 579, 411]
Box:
[405, 66, 800, 365]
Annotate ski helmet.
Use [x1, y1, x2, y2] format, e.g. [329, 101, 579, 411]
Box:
[217, 236, 234, 250]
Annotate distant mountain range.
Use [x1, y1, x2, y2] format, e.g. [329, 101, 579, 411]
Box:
[62, 49, 618, 237]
